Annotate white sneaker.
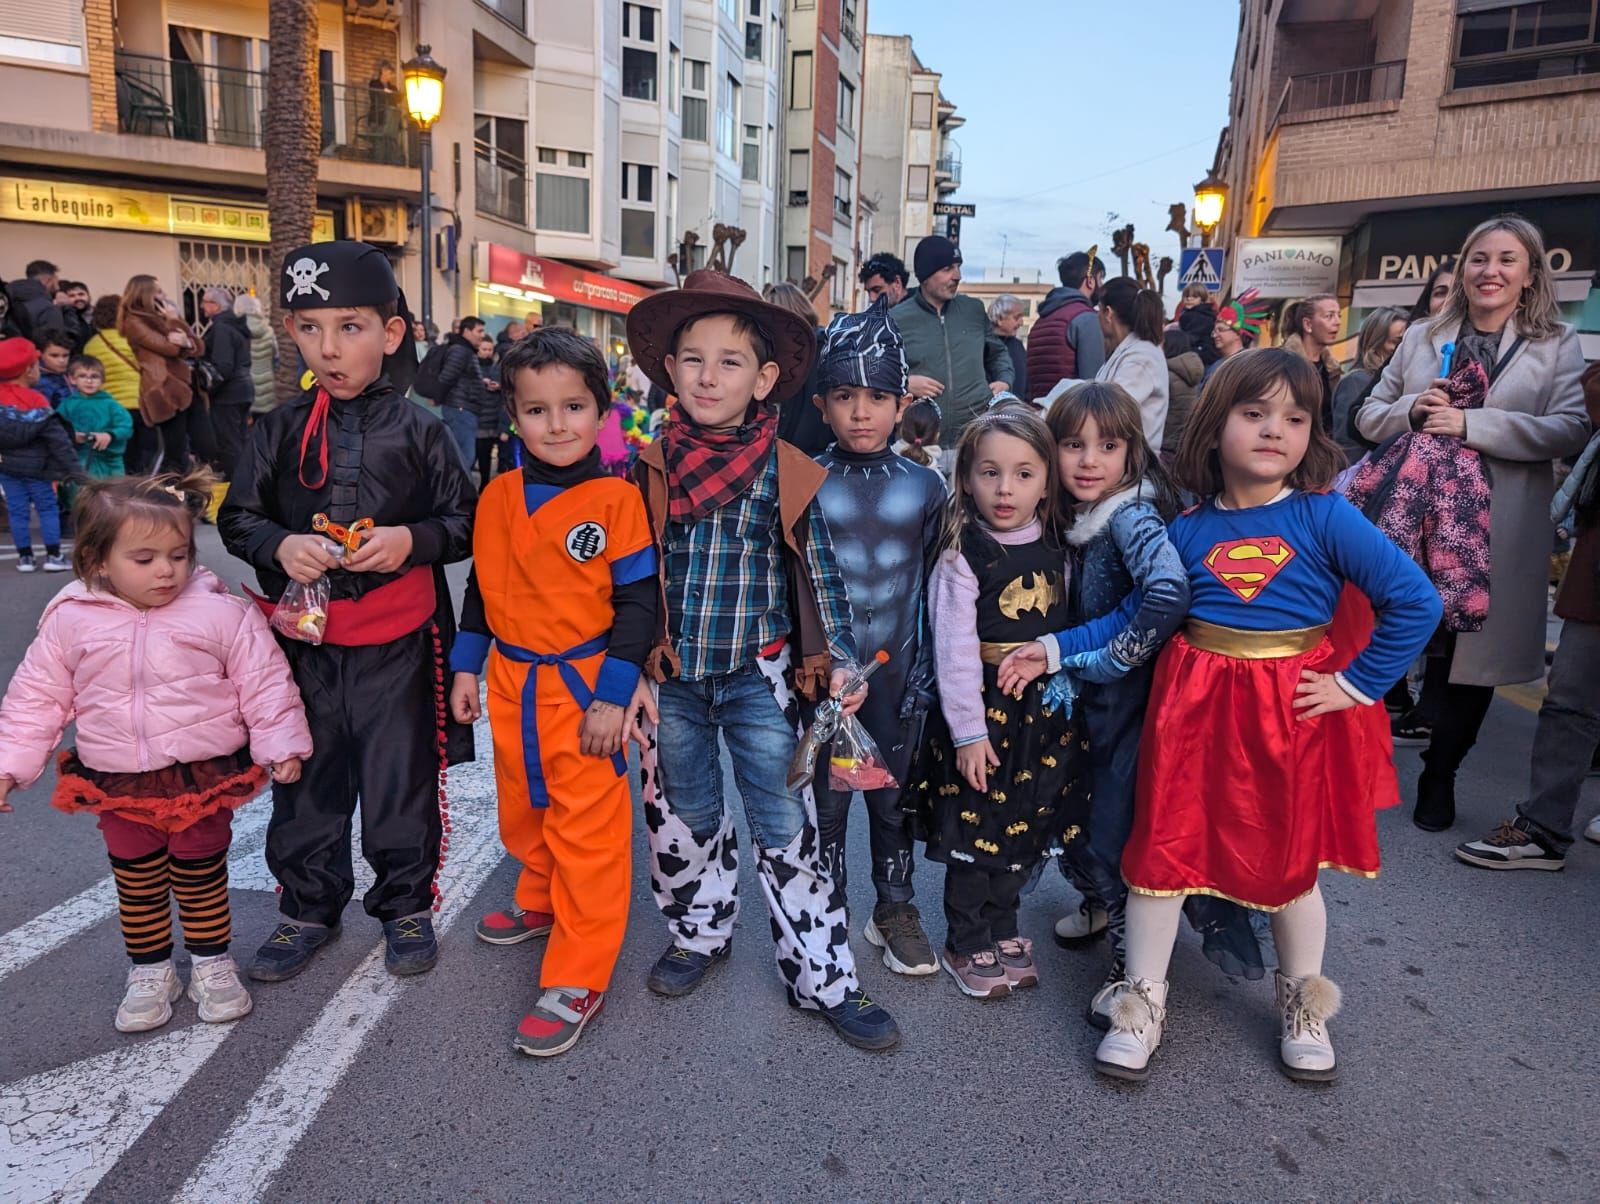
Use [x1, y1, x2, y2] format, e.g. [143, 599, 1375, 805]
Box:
[1276, 971, 1340, 1082]
[1093, 976, 1167, 1081]
[1584, 814, 1600, 845]
[114, 961, 182, 1032]
[41, 554, 69, 572]
[1053, 902, 1109, 947]
[188, 953, 254, 1022]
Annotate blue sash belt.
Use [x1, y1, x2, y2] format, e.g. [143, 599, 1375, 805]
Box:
[495, 634, 626, 807]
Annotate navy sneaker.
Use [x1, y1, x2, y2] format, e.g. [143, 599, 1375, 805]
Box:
[246, 921, 341, 982]
[645, 942, 729, 997]
[815, 989, 901, 1051]
[383, 915, 439, 976]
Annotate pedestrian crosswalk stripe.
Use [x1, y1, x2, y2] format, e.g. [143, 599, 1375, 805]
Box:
[175, 735, 502, 1203]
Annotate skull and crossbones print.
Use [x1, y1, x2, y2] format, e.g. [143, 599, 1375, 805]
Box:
[284, 257, 331, 302]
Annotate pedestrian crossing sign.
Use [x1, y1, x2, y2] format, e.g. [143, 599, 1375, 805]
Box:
[1179, 248, 1225, 291]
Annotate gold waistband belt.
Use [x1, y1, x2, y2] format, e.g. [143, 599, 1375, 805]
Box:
[979, 640, 1031, 666]
[1183, 619, 1330, 659]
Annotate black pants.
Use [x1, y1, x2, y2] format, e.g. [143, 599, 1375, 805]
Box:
[211, 403, 251, 480]
[267, 629, 443, 926]
[127, 410, 191, 475]
[943, 863, 1027, 955]
[1417, 632, 1496, 777]
[474, 436, 497, 490]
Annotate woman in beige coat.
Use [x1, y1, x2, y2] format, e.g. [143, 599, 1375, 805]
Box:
[1357, 215, 1588, 831]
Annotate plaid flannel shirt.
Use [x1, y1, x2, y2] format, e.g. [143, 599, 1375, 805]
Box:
[664, 453, 856, 680]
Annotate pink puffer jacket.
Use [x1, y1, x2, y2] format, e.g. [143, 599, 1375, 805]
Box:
[0, 568, 312, 788]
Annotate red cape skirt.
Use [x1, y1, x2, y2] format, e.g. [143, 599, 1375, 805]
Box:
[1123, 590, 1398, 911]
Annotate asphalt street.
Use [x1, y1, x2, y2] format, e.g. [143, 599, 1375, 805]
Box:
[2, 526, 1598, 1202]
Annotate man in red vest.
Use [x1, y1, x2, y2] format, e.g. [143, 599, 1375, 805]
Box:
[1025, 251, 1106, 403]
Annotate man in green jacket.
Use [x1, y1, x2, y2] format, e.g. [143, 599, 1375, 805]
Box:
[890, 236, 1013, 459]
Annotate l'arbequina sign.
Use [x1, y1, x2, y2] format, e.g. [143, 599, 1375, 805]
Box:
[1347, 197, 1596, 284]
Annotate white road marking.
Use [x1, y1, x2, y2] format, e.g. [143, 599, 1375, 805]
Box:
[0, 1023, 234, 1204]
[0, 799, 274, 983]
[174, 737, 503, 1204]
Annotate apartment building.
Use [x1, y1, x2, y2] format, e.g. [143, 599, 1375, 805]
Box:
[0, 0, 787, 353]
[779, 0, 865, 317]
[858, 33, 961, 283]
[1213, 0, 1600, 354]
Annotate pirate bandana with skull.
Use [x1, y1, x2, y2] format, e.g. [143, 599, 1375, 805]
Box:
[278, 239, 401, 311]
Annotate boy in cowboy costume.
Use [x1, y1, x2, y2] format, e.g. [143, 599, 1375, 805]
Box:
[628, 269, 900, 1050]
[220, 240, 477, 981]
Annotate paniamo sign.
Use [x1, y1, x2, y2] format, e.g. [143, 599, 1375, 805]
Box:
[1232, 236, 1341, 298]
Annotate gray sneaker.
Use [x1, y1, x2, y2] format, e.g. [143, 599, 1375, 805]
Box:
[863, 902, 938, 976]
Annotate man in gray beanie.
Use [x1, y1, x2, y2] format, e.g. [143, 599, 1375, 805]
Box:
[890, 235, 1013, 459]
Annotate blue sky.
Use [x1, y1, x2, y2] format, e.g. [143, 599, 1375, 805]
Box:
[865, 0, 1237, 296]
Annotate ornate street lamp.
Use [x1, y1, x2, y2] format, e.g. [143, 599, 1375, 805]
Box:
[1193, 172, 1228, 248]
[402, 45, 447, 331]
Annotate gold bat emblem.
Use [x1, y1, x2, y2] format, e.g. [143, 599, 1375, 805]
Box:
[998, 571, 1061, 621]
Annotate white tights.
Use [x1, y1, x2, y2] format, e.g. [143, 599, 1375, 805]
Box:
[1123, 884, 1327, 983]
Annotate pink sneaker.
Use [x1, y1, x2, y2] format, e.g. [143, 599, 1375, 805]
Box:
[941, 947, 1011, 999]
[474, 907, 554, 945]
[996, 937, 1039, 989]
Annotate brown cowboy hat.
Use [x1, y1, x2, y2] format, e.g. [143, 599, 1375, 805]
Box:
[626, 269, 816, 398]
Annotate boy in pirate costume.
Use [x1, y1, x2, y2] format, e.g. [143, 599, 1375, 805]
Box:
[448, 328, 657, 1056]
[628, 270, 901, 1050]
[809, 299, 946, 976]
[220, 240, 477, 981]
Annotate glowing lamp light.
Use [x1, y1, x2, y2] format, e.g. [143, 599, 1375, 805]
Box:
[1193, 172, 1227, 233]
[402, 45, 446, 130]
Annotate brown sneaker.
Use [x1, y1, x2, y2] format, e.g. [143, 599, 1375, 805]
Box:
[941, 947, 1011, 999]
[996, 937, 1039, 989]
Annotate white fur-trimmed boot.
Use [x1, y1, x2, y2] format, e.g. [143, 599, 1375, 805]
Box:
[1092, 976, 1167, 1082]
[1276, 971, 1341, 1083]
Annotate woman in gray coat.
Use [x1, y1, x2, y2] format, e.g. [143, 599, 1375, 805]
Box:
[1357, 215, 1588, 831]
[235, 294, 277, 415]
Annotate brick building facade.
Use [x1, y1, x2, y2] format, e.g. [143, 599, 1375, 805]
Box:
[1214, 0, 1600, 354]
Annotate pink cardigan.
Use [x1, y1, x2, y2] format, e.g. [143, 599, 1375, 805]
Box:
[0, 568, 311, 788]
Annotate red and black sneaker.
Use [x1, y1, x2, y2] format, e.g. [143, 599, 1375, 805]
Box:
[513, 988, 604, 1057]
[474, 906, 555, 946]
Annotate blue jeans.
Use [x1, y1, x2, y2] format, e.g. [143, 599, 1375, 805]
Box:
[655, 667, 806, 849]
[0, 474, 60, 553]
[437, 405, 477, 471]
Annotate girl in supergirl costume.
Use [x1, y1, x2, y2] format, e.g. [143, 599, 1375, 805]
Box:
[914, 409, 1089, 1000]
[1005, 349, 1439, 1082]
[0, 471, 311, 1032]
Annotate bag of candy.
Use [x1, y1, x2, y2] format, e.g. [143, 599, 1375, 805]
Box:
[270, 575, 332, 645]
[827, 712, 898, 792]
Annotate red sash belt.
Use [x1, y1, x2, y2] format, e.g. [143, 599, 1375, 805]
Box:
[250, 565, 436, 646]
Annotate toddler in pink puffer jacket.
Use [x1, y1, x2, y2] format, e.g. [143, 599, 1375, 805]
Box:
[0, 469, 311, 1034]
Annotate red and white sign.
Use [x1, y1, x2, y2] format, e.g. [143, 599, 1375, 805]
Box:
[481, 243, 653, 315]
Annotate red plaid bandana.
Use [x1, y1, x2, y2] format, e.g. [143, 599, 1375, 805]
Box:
[662, 403, 779, 523]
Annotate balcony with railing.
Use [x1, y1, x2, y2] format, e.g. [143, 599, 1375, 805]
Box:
[475, 142, 529, 226]
[934, 145, 961, 192]
[1271, 60, 1405, 130]
[113, 51, 417, 167]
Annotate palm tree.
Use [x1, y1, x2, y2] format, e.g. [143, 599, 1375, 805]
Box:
[264, 0, 320, 403]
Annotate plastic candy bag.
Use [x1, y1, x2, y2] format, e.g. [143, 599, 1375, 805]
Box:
[828, 713, 898, 793]
[271, 576, 331, 645]
[787, 651, 890, 790]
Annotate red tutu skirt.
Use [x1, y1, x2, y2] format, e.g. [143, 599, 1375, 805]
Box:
[51, 746, 266, 833]
[1124, 593, 1398, 911]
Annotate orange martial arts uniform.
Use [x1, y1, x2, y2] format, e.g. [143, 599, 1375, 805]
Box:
[462, 468, 656, 993]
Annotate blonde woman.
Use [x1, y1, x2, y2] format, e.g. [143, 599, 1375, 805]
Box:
[1357, 214, 1588, 832]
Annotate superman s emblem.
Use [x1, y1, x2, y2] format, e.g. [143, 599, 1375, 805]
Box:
[1204, 536, 1296, 602]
